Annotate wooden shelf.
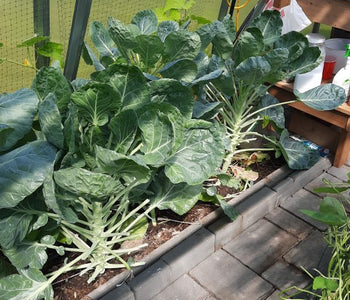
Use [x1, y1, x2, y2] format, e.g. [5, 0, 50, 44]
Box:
[270, 0, 350, 167]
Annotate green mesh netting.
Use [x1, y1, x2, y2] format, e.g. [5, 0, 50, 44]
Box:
[0, 0, 222, 93]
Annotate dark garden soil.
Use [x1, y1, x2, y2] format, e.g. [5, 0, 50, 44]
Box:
[51, 156, 286, 300]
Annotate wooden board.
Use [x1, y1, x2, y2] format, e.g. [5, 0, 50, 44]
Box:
[297, 0, 350, 31]
[288, 110, 339, 153]
[273, 0, 291, 8]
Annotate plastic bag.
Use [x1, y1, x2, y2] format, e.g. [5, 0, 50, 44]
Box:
[280, 0, 312, 34]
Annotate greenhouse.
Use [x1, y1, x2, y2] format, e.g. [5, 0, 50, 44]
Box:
[0, 0, 349, 299]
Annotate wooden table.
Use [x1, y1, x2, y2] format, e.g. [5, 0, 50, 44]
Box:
[270, 0, 350, 167]
[269, 81, 350, 167]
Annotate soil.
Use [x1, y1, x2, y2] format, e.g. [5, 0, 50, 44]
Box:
[49, 156, 286, 300]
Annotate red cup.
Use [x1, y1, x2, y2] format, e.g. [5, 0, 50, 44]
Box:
[322, 55, 336, 80]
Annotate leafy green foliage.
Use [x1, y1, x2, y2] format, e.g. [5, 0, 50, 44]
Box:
[281, 176, 350, 299]
[0, 89, 38, 152]
[84, 9, 231, 86]
[301, 197, 347, 226]
[208, 10, 346, 171]
[153, 0, 210, 27]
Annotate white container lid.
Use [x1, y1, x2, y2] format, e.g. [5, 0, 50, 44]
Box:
[306, 33, 326, 45]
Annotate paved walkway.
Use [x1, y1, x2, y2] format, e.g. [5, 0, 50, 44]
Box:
[95, 157, 350, 300]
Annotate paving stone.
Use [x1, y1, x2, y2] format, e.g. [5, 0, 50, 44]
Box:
[162, 228, 215, 279]
[304, 173, 343, 195]
[265, 290, 281, 300]
[208, 214, 243, 250]
[99, 283, 135, 300]
[280, 189, 327, 231]
[273, 158, 331, 203]
[224, 219, 298, 274]
[190, 250, 273, 300]
[265, 207, 313, 239]
[262, 260, 310, 292]
[128, 260, 173, 300]
[152, 274, 209, 300]
[263, 165, 294, 188]
[327, 165, 350, 182]
[235, 186, 278, 229]
[284, 230, 332, 275]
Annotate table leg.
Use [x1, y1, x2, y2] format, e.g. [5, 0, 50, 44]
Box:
[334, 129, 350, 167]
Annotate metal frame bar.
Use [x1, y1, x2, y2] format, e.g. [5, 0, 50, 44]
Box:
[218, 0, 229, 20]
[64, 0, 92, 81]
[33, 0, 50, 69]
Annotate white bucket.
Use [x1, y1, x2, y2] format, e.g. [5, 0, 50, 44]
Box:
[325, 38, 350, 73]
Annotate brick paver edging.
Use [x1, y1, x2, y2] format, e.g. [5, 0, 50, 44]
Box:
[82, 157, 331, 300]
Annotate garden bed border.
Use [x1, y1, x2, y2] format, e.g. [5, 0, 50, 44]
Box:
[83, 157, 332, 300]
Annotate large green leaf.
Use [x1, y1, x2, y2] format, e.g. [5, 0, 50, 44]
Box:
[82, 42, 105, 71]
[263, 48, 289, 83]
[157, 21, 179, 42]
[108, 17, 138, 59]
[149, 79, 194, 119]
[0, 141, 56, 208]
[150, 172, 202, 215]
[38, 93, 64, 149]
[138, 103, 184, 166]
[0, 210, 33, 249]
[165, 120, 225, 185]
[211, 20, 234, 60]
[54, 167, 122, 201]
[301, 197, 347, 226]
[159, 59, 197, 83]
[233, 27, 264, 65]
[3, 240, 48, 269]
[258, 94, 285, 128]
[196, 23, 215, 51]
[109, 66, 150, 110]
[43, 174, 78, 223]
[0, 89, 38, 152]
[134, 35, 163, 67]
[274, 31, 308, 61]
[0, 268, 53, 300]
[279, 129, 319, 170]
[31, 66, 71, 114]
[131, 9, 158, 35]
[235, 56, 271, 84]
[95, 146, 151, 184]
[287, 46, 322, 77]
[193, 100, 223, 120]
[109, 109, 138, 154]
[163, 30, 201, 62]
[295, 84, 346, 111]
[37, 42, 63, 66]
[71, 82, 121, 126]
[312, 276, 338, 291]
[249, 10, 282, 46]
[90, 21, 117, 59]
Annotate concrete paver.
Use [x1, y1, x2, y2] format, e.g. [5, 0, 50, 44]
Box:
[223, 219, 298, 274]
[162, 228, 215, 279]
[280, 189, 327, 231]
[265, 290, 282, 300]
[100, 283, 135, 300]
[265, 207, 313, 239]
[190, 250, 273, 300]
[235, 186, 278, 229]
[261, 260, 310, 292]
[208, 214, 243, 250]
[128, 260, 173, 300]
[283, 230, 332, 275]
[152, 274, 210, 300]
[327, 165, 350, 181]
